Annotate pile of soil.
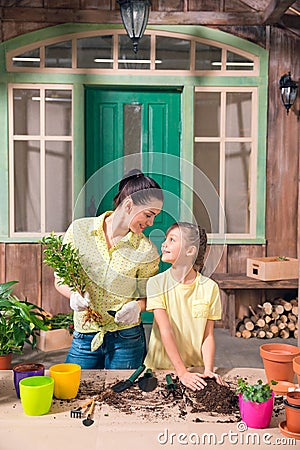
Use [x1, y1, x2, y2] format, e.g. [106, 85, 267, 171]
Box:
[187, 378, 239, 416]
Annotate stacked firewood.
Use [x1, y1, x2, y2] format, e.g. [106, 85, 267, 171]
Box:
[235, 298, 298, 339]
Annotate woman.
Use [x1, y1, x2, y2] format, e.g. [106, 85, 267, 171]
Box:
[55, 169, 163, 369]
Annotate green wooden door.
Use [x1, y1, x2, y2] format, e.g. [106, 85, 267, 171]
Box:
[85, 87, 181, 319]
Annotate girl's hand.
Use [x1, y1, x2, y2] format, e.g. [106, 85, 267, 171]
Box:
[179, 372, 208, 391]
[202, 370, 228, 386]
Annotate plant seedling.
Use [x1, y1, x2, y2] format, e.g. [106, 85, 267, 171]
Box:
[41, 233, 102, 325]
[236, 378, 278, 403]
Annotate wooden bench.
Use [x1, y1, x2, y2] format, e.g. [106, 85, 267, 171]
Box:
[211, 273, 298, 336]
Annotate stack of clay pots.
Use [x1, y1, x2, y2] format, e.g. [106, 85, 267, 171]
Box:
[260, 344, 300, 439]
[260, 343, 300, 384]
[284, 390, 300, 434]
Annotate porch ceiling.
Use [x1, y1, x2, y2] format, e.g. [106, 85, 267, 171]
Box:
[0, 1, 299, 36]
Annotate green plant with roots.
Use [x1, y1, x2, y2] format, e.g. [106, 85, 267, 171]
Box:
[41, 233, 88, 295]
[236, 378, 277, 403]
[0, 281, 48, 355]
[41, 233, 102, 326]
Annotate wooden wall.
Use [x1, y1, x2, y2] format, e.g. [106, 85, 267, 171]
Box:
[0, 2, 299, 324]
[266, 26, 300, 257]
[0, 243, 70, 316]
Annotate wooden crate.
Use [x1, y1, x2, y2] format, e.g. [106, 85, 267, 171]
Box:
[247, 257, 299, 281]
[36, 329, 73, 352]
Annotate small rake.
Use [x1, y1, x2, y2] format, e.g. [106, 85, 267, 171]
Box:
[70, 398, 94, 418]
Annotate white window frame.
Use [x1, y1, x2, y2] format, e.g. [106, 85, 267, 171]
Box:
[194, 86, 258, 240]
[6, 29, 259, 77]
[8, 83, 74, 237]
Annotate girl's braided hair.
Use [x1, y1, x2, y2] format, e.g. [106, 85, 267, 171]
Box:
[166, 222, 207, 272]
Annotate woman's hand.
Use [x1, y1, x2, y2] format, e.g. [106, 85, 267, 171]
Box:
[70, 291, 90, 312]
[115, 301, 141, 325]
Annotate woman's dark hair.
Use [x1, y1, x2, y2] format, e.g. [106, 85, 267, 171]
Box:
[166, 222, 207, 272]
[114, 169, 164, 208]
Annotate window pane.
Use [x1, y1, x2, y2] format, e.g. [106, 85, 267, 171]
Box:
[195, 43, 222, 70]
[118, 35, 150, 70]
[12, 49, 40, 68]
[45, 90, 72, 136]
[226, 51, 254, 71]
[225, 142, 251, 233]
[45, 40, 72, 68]
[124, 103, 142, 171]
[45, 141, 72, 232]
[195, 92, 220, 137]
[77, 36, 113, 68]
[14, 141, 40, 232]
[226, 92, 252, 137]
[193, 143, 220, 233]
[156, 36, 190, 70]
[13, 89, 40, 135]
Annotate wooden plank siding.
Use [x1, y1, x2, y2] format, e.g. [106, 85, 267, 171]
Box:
[0, 243, 5, 283]
[5, 243, 41, 305]
[266, 27, 300, 257]
[1, 243, 70, 315]
[0, 2, 299, 327]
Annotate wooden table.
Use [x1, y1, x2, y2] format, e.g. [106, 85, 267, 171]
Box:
[0, 368, 289, 450]
[211, 273, 298, 336]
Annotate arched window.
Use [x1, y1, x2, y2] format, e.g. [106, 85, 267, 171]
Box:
[7, 29, 259, 75]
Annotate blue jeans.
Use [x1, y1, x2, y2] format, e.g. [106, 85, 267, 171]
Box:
[65, 324, 146, 369]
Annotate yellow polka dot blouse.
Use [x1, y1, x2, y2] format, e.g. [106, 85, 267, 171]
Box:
[63, 211, 160, 350]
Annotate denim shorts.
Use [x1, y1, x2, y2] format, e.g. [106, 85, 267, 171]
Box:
[65, 324, 146, 370]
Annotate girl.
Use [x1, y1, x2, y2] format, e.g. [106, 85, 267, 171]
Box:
[55, 169, 163, 370]
[144, 222, 225, 391]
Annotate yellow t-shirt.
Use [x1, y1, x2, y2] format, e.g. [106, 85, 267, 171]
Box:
[144, 269, 222, 369]
[63, 211, 159, 350]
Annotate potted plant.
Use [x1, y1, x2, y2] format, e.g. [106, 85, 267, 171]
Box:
[236, 378, 277, 429]
[36, 312, 74, 352]
[0, 281, 48, 369]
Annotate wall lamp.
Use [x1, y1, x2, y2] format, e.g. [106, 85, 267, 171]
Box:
[279, 72, 298, 115]
[118, 0, 151, 53]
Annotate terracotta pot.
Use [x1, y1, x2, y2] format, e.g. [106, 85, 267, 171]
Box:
[0, 353, 13, 370]
[271, 381, 296, 396]
[286, 391, 300, 407]
[284, 399, 300, 433]
[293, 356, 300, 385]
[260, 344, 300, 383]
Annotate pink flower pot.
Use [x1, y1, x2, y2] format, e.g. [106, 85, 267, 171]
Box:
[238, 392, 274, 429]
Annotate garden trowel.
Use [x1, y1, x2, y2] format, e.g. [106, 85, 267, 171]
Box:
[138, 368, 158, 392]
[111, 364, 146, 393]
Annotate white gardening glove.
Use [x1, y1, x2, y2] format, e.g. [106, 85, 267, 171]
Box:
[114, 301, 141, 325]
[70, 292, 90, 312]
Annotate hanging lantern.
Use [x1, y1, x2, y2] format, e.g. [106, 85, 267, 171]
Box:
[279, 72, 298, 115]
[118, 0, 151, 53]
